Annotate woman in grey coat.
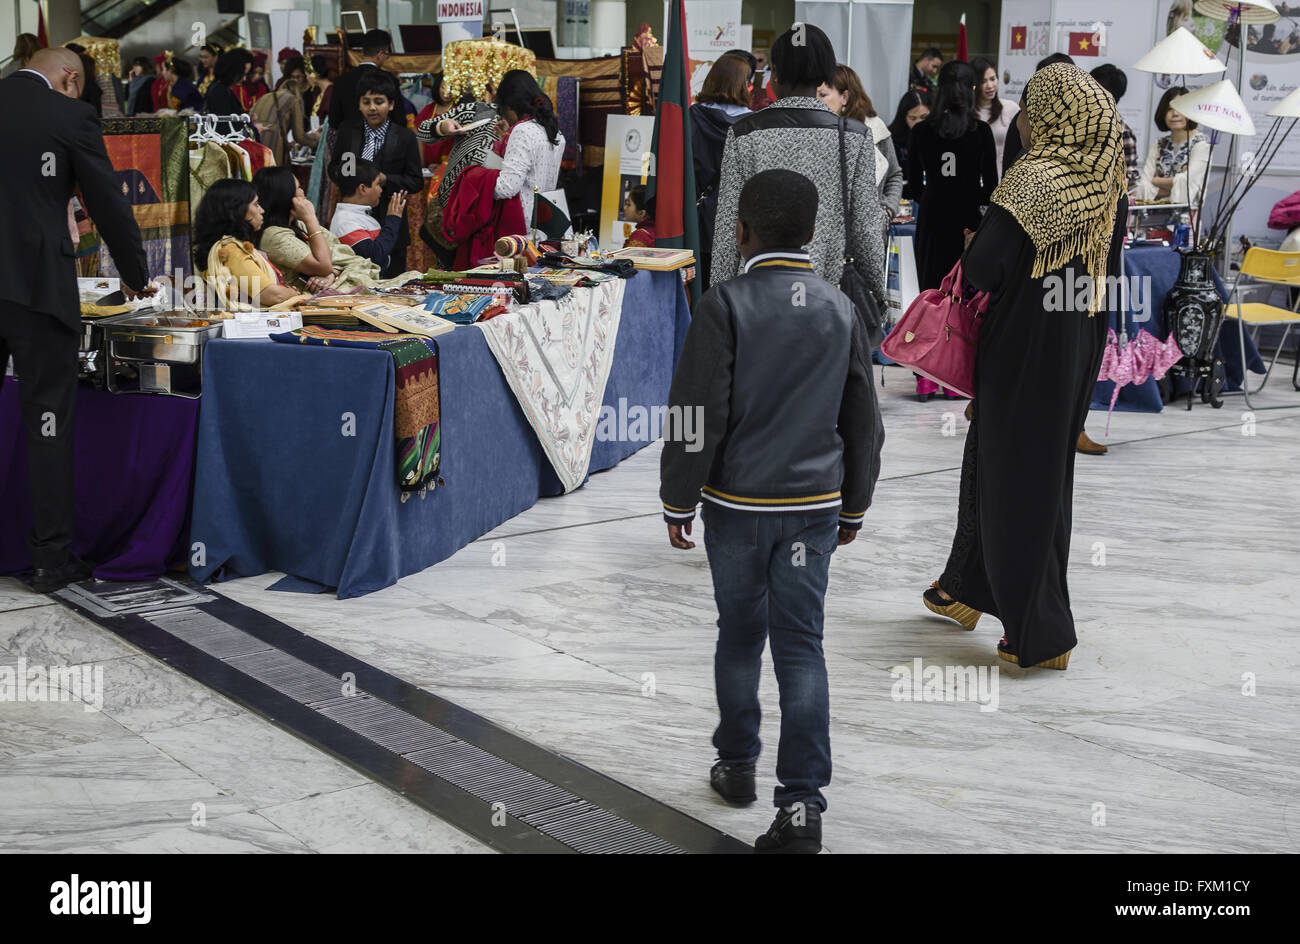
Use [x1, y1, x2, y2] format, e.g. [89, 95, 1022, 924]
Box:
[710, 25, 886, 306]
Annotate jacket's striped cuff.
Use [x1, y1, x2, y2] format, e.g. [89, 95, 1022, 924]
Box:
[663, 502, 698, 526]
[838, 510, 865, 531]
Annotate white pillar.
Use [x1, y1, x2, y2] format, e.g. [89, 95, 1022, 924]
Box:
[590, 0, 626, 55]
[46, 0, 82, 46]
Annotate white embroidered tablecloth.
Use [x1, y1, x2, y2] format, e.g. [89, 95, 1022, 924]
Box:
[475, 278, 626, 492]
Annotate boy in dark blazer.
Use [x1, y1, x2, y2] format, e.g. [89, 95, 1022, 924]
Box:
[329, 69, 423, 277]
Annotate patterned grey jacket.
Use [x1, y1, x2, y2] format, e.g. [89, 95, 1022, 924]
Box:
[710, 97, 886, 301]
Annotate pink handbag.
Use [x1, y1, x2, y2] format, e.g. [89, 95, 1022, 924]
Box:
[880, 260, 987, 399]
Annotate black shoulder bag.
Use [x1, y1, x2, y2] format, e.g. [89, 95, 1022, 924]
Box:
[838, 115, 886, 348]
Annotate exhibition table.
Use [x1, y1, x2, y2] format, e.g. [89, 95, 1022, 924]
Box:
[0, 383, 197, 580]
[189, 270, 690, 598]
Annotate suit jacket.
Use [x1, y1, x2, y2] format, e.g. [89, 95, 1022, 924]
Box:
[0, 71, 148, 329]
[329, 119, 424, 266]
[327, 62, 399, 130]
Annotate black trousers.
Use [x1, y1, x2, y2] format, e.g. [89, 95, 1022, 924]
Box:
[0, 302, 80, 570]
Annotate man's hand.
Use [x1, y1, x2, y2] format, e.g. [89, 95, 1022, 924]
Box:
[387, 191, 408, 218]
[668, 520, 696, 550]
[437, 118, 464, 136]
[122, 282, 158, 301]
[837, 527, 857, 546]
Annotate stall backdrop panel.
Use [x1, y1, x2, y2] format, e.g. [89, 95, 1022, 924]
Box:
[93, 117, 192, 283]
[536, 56, 623, 167]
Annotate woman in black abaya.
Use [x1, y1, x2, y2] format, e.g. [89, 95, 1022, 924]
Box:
[922, 63, 1128, 670]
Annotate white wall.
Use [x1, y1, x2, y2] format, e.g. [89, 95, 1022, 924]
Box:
[1, 0, 42, 70]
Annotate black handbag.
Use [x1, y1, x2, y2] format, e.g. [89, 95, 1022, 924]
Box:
[838, 116, 886, 348]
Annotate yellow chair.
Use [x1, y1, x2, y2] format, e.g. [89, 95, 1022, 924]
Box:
[1223, 247, 1300, 410]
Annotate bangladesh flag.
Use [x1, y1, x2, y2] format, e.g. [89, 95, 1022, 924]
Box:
[649, 0, 701, 301]
[533, 191, 571, 240]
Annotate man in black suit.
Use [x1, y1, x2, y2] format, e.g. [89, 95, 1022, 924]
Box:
[328, 29, 401, 131]
[0, 48, 151, 592]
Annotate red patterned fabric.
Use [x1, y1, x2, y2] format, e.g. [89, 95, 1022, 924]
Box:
[442, 165, 526, 270]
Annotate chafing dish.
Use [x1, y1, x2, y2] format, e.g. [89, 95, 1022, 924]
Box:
[77, 317, 106, 388]
[99, 311, 226, 398]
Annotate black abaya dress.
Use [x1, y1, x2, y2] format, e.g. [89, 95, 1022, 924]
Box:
[938, 197, 1126, 666]
[905, 120, 997, 290]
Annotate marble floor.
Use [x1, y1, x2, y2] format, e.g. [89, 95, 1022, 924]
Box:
[3, 365, 1299, 853]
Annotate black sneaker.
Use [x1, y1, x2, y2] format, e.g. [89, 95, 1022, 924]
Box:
[30, 555, 93, 595]
[709, 760, 757, 805]
[754, 804, 822, 854]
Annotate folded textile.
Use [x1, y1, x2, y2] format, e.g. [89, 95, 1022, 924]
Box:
[526, 277, 572, 301]
[442, 164, 527, 270]
[538, 252, 636, 279]
[423, 291, 499, 324]
[270, 325, 441, 492]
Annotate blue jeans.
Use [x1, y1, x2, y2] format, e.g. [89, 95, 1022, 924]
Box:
[702, 502, 839, 811]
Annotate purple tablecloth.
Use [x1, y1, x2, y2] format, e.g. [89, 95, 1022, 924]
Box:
[0, 382, 197, 580]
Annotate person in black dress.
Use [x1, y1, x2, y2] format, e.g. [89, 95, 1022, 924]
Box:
[204, 49, 252, 117]
[905, 60, 996, 399]
[921, 64, 1129, 670]
[905, 60, 997, 292]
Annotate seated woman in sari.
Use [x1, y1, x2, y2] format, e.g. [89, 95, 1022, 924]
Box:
[252, 166, 421, 293]
[192, 179, 302, 308]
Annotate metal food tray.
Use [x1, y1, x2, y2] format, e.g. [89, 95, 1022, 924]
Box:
[99, 311, 225, 365]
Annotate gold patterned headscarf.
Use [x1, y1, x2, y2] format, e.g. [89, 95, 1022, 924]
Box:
[991, 63, 1126, 313]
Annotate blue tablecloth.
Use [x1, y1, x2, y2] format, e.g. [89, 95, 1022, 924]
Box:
[1092, 245, 1266, 412]
[190, 270, 691, 598]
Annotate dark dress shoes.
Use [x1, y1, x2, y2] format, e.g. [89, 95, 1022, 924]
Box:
[710, 760, 757, 805]
[30, 556, 93, 594]
[755, 804, 823, 854]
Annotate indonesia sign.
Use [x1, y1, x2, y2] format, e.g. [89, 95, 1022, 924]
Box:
[437, 0, 484, 22]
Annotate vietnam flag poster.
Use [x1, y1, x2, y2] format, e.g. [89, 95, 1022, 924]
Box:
[1068, 31, 1103, 56]
[1010, 25, 1026, 50]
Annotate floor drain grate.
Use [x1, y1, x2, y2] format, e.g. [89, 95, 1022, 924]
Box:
[51, 578, 748, 854]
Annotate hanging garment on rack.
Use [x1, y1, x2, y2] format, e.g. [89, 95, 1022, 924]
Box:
[221, 142, 253, 181]
[307, 119, 332, 219]
[554, 76, 580, 168]
[236, 138, 276, 175]
[189, 140, 232, 224]
[93, 116, 192, 281]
